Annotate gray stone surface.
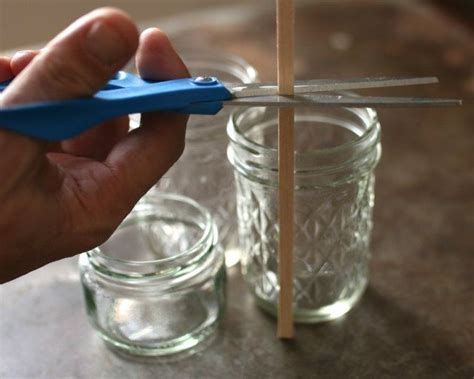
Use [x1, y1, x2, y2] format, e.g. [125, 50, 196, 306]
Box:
[1, 253, 472, 378]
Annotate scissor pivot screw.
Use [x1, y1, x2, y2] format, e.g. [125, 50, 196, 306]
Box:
[193, 76, 218, 85]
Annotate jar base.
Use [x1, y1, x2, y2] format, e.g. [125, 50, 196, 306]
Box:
[253, 284, 367, 323]
[97, 320, 218, 357]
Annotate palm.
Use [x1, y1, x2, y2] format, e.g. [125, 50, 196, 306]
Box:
[2, 121, 130, 270]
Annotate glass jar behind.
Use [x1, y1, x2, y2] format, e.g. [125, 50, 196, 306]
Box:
[227, 104, 381, 322]
[79, 193, 225, 357]
[154, 49, 259, 268]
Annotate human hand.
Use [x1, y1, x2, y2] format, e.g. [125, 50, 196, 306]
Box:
[0, 8, 189, 282]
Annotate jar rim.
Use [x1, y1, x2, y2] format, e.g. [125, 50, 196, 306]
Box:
[88, 192, 217, 278]
[179, 48, 259, 84]
[227, 102, 379, 158]
[178, 48, 259, 141]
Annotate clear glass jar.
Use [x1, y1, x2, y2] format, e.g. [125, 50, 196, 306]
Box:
[227, 104, 381, 322]
[155, 49, 259, 267]
[79, 193, 226, 356]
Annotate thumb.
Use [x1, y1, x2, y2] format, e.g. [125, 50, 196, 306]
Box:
[1, 7, 138, 106]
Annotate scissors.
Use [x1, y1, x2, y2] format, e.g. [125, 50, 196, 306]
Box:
[0, 71, 461, 141]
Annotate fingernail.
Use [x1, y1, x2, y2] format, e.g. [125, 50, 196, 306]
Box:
[85, 21, 128, 65]
[12, 50, 35, 60]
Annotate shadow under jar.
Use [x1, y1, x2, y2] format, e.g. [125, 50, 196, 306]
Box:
[79, 193, 225, 357]
[227, 104, 381, 322]
[155, 49, 259, 268]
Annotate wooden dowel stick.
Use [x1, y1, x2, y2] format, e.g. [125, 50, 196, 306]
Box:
[277, 108, 294, 339]
[276, 0, 295, 339]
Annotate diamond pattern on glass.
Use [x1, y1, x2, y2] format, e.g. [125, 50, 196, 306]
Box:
[237, 173, 375, 312]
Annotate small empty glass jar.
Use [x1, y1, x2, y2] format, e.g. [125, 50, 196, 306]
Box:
[155, 49, 259, 268]
[79, 193, 225, 356]
[227, 104, 381, 322]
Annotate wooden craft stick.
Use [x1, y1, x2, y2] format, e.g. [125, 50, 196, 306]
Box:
[276, 0, 295, 339]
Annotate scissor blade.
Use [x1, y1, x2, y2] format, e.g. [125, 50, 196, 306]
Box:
[229, 77, 439, 98]
[224, 94, 462, 108]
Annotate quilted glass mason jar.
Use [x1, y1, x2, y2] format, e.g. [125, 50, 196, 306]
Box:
[79, 193, 225, 357]
[227, 105, 381, 322]
[155, 49, 259, 267]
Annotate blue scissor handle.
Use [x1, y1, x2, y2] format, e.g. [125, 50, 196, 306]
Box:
[0, 72, 232, 140]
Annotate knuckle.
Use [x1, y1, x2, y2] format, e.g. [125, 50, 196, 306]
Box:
[39, 52, 103, 96]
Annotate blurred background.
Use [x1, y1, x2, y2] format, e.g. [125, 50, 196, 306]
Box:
[0, 0, 255, 50]
[1, 0, 472, 51]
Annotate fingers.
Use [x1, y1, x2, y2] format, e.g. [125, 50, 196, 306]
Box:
[5, 49, 128, 161]
[0, 57, 13, 82]
[0, 7, 139, 106]
[0, 54, 42, 181]
[0, 51, 38, 86]
[0, 51, 39, 85]
[0, 8, 138, 166]
[60, 117, 130, 160]
[10, 50, 39, 75]
[0, 8, 139, 190]
[105, 28, 189, 204]
[136, 28, 189, 81]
